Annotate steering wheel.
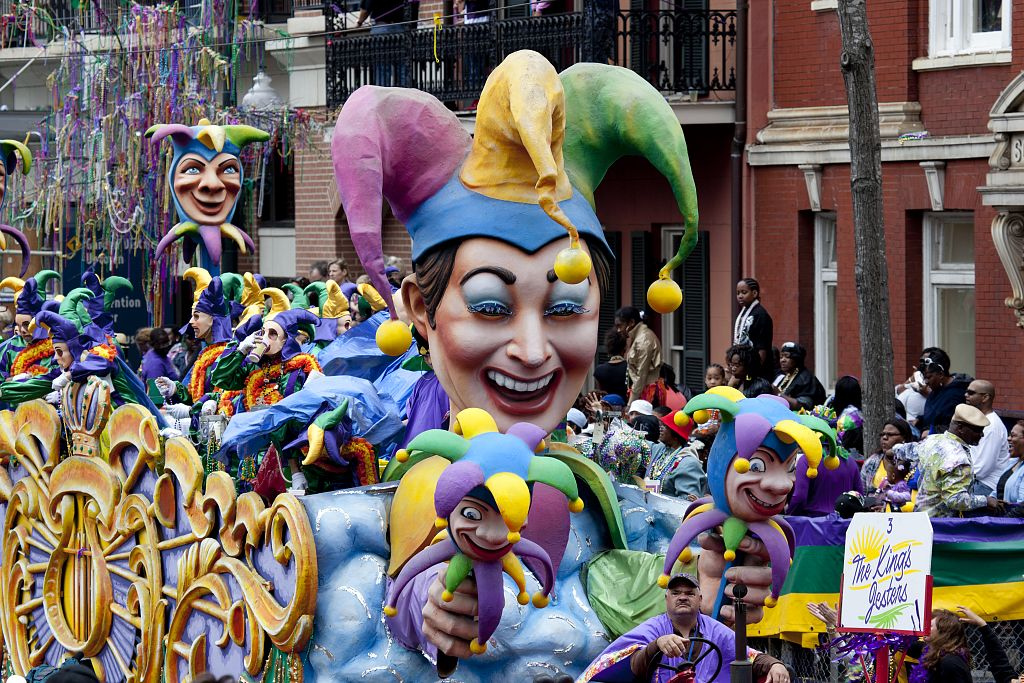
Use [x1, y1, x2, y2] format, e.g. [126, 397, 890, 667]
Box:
[647, 636, 723, 683]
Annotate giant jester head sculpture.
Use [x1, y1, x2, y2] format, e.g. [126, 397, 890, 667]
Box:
[145, 119, 270, 268]
[659, 387, 838, 609]
[0, 139, 33, 277]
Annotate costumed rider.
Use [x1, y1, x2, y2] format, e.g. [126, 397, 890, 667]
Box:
[155, 267, 235, 423]
[79, 266, 133, 346]
[302, 280, 354, 351]
[0, 270, 61, 381]
[210, 287, 322, 492]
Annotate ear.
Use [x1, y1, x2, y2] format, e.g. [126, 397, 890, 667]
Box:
[402, 275, 432, 344]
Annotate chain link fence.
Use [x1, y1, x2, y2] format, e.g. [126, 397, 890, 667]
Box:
[750, 620, 1024, 682]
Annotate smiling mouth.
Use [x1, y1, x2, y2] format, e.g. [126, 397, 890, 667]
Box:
[458, 531, 511, 561]
[744, 489, 786, 515]
[191, 194, 226, 215]
[486, 369, 555, 395]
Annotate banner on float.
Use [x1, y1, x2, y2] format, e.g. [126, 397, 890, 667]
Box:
[837, 512, 933, 636]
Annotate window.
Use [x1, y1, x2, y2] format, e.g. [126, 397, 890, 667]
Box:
[930, 0, 1011, 56]
[814, 214, 838, 392]
[923, 213, 975, 377]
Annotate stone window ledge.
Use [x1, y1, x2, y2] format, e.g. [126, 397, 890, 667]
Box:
[912, 51, 1011, 71]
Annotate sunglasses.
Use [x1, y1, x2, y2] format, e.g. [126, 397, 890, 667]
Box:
[918, 357, 946, 375]
[965, 389, 988, 397]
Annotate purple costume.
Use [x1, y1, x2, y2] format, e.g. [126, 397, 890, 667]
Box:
[400, 372, 449, 447]
[787, 453, 863, 517]
[139, 348, 180, 382]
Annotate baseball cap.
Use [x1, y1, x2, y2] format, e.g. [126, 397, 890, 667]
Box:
[629, 399, 654, 416]
[603, 394, 626, 407]
[666, 572, 699, 589]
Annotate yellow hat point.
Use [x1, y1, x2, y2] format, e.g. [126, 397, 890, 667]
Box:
[435, 517, 448, 529]
[693, 409, 710, 425]
[517, 591, 530, 606]
[470, 639, 488, 655]
[733, 458, 750, 474]
[535, 439, 546, 453]
[764, 595, 777, 608]
[532, 592, 550, 608]
[441, 590, 455, 603]
[674, 412, 691, 428]
[384, 605, 398, 617]
[507, 531, 521, 544]
[376, 319, 413, 356]
[806, 467, 819, 479]
[723, 549, 736, 562]
[553, 245, 592, 284]
[657, 574, 670, 589]
[568, 498, 585, 513]
[647, 278, 682, 314]
[824, 455, 840, 470]
[395, 449, 410, 463]
[678, 547, 693, 564]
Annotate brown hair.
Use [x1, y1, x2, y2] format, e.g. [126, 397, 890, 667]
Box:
[922, 609, 969, 671]
[413, 238, 613, 327]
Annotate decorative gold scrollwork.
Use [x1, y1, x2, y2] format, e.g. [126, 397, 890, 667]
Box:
[0, 399, 317, 682]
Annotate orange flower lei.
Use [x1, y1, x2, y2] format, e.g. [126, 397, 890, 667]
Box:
[241, 353, 321, 412]
[218, 390, 242, 417]
[189, 342, 228, 402]
[10, 338, 53, 376]
[88, 344, 119, 362]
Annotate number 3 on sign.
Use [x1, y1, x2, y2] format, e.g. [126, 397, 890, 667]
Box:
[887, 517, 893, 533]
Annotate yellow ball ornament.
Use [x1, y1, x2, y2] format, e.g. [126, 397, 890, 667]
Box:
[532, 592, 550, 608]
[376, 319, 412, 356]
[806, 467, 819, 479]
[723, 549, 736, 562]
[693, 409, 710, 425]
[554, 246, 592, 284]
[733, 458, 750, 474]
[568, 498, 585, 513]
[507, 531, 521, 544]
[517, 591, 530, 606]
[647, 278, 682, 314]
[674, 412, 691, 428]
[824, 455, 840, 470]
[395, 449, 409, 463]
[657, 574, 670, 589]
[470, 639, 488, 654]
[384, 606, 398, 617]
[764, 595, 777, 608]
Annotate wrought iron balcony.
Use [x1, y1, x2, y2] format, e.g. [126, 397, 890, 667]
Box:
[326, 6, 736, 109]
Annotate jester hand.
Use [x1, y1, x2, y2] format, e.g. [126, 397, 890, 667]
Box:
[165, 403, 192, 420]
[302, 400, 350, 466]
[44, 391, 60, 405]
[155, 376, 176, 398]
[51, 372, 71, 391]
[423, 566, 479, 659]
[697, 532, 772, 626]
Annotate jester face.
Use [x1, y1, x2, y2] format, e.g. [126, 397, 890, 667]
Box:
[173, 152, 242, 225]
[262, 319, 286, 356]
[723, 446, 797, 522]
[190, 310, 213, 341]
[53, 341, 73, 370]
[449, 495, 516, 563]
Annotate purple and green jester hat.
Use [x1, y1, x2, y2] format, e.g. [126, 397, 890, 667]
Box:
[145, 118, 270, 271]
[181, 267, 233, 344]
[0, 270, 60, 341]
[80, 266, 133, 336]
[384, 408, 584, 656]
[0, 139, 33, 277]
[660, 386, 838, 608]
[260, 287, 320, 361]
[331, 49, 700, 355]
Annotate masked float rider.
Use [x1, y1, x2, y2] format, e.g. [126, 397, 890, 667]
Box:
[0, 270, 61, 381]
[79, 265, 133, 341]
[302, 280, 354, 352]
[210, 287, 322, 491]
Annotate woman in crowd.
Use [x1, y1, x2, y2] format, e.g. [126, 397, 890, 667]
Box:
[733, 277, 773, 369]
[725, 344, 772, 398]
[860, 416, 915, 490]
[139, 327, 179, 382]
[643, 410, 704, 498]
[594, 327, 628, 398]
[911, 607, 1014, 683]
[830, 375, 863, 418]
[772, 341, 826, 411]
[997, 420, 1024, 504]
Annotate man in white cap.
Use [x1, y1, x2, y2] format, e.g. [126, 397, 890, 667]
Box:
[916, 404, 1004, 517]
[628, 399, 655, 420]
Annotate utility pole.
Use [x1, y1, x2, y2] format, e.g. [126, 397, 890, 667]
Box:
[836, 0, 895, 451]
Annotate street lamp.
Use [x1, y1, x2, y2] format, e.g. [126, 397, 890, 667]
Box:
[240, 70, 285, 111]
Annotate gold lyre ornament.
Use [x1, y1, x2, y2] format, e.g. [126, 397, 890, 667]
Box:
[60, 375, 113, 458]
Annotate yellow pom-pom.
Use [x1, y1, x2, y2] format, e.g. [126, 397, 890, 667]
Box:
[395, 449, 409, 463]
[647, 278, 683, 314]
[442, 590, 454, 602]
[507, 531, 521, 544]
[554, 246, 592, 284]
[376, 319, 413, 356]
[532, 592, 550, 608]
[470, 639, 488, 655]
[674, 412, 691, 428]
[764, 595, 777, 608]
[733, 458, 750, 474]
[824, 455, 840, 470]
[435, 517, 448, 529]
[517, 591, 530, 605]
[806, 467, 818, 479]
[678, 547, 693, 564]
[568, 498, 585, 513]
[657, 574, 670, 589]
[723, 549, 736, 562]
[693, 409, 710, 425]
[384, 605, 398, 617]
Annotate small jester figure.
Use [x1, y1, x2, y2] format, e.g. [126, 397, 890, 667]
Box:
[210, 287, 322, 490]
[145, 118, 270, 273]
[79, 265, 133, 338]
[0, 138, 33, 277]
[659, 386, 838, 616]
[0, 270, 61, 380]
[384, 408, 583, 676]
[302, 280, 353, 351]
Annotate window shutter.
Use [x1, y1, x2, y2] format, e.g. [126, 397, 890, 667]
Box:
[597, 230, 622, 363]
[681, 230, 709, 393]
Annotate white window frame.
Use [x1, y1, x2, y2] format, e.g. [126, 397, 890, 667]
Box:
[922, 212, 975, 373]
[930, 0, 1011, 57]
[814, 213, 838, 392]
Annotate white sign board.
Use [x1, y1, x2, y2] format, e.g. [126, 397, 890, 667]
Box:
[839, 512, 933, 635]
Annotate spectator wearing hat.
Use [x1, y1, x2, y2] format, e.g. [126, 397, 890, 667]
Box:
[963, 379, 1012, 495]
[615, 306, 662, 400]
[385, 265, 403, 289]
[643, 410, 706, 500]
[582, 572, 789, 683]
[916, 404, 1003, 517]
[771, 342, 826, 412]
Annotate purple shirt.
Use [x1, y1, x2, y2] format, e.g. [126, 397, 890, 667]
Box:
[139, 348, 179, 382]
[787, 453, 862, 517]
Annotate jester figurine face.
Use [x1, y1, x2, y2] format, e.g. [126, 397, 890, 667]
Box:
[724, 445, 798, 522]
[53, 342, 73, 370]
[448, 495, 519, 563]
[261, 320, 286, 357]
[173, 152, 242, 226]
[190, 310, 214, 340]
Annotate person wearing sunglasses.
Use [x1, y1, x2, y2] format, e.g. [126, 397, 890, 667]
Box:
[916, 348, 972, 436]
[964, 379, 1012, 495]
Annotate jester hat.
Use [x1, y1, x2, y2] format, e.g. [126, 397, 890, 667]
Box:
[0, 139, 33, 275]
[261, 287, 319, 360]
[145, 119, 270, 263]
[36, 307, 92, 361]
[180, 268, 233, 344]
[332, 50, 699, 352]
[304, 280, 351, 343]
[80, 266, 133, 335]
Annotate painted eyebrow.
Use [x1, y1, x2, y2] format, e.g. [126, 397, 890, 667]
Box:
[218, 158, 239, 167]
[460, 266, 516, 286]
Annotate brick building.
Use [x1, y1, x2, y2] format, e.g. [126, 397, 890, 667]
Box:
[746, 0, 1024, 407]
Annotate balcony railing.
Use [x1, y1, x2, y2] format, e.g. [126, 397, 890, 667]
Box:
[325, 7, 736, 109]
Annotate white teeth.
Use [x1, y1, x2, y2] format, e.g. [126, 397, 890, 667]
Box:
[486, 370, 554, 393]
